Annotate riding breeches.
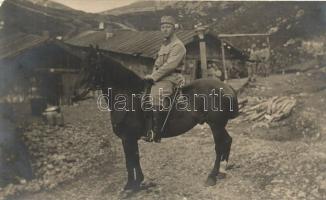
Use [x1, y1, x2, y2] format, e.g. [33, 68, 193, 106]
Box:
[150, 73, 184, 106]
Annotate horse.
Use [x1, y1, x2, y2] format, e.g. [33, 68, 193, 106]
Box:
[73, 46, 239, 191]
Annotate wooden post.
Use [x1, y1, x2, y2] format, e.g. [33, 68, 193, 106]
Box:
[266, 36, 271, 72]
[197, 27, 208, 78]
[220, 39, 228, 81]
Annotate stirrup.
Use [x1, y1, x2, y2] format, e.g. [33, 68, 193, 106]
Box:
[141, 130, 155, 142]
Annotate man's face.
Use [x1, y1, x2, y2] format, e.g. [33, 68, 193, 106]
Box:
[161, 23, 174, 39]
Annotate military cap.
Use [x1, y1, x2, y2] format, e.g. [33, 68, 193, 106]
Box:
[161, 16, 176, 26]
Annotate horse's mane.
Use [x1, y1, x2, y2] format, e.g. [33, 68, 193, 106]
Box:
[101, 55, 145, 92]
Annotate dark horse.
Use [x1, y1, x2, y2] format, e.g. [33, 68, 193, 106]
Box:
[74, 47, 239, 191]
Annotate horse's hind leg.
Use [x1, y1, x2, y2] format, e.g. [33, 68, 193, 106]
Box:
[205, 121, 232, 186]
[221, 129, 232, 163]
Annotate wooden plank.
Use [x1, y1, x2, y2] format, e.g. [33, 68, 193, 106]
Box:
[199, 40, 208, 78]
[221, 39, 228, 81]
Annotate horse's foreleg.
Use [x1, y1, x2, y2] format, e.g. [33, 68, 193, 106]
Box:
[122, 138, 144, 190]
[206, 123, 231, 186]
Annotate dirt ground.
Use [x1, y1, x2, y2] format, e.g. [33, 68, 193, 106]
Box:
[4, 67, 326, 200]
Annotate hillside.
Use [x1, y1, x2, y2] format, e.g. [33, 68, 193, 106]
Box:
[102, 1, 326, 68]
[101, 1, 166, 16]
[26, 0, 73, 11]
[0, 0, 134, 39]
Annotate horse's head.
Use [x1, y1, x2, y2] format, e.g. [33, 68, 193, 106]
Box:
[72, 45, 103, 101]
[72, 44, 146, 102]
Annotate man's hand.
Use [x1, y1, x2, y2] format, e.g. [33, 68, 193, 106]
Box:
[144, 75, 154, 85]
[144, 74, 153, 80]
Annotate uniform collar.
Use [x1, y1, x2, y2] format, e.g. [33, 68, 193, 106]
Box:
[163, 33, 177, 45]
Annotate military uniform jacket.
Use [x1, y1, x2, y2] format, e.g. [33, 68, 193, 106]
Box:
[151, 34, 186, 83]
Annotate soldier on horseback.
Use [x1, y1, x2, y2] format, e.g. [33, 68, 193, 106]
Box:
[74, 19, 238, 188]
[143, 16, 186, 142]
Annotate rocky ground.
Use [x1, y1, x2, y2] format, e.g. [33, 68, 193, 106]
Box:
[1, 66, 326, 200]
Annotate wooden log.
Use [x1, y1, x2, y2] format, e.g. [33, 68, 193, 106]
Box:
[249, 111, 266, 121]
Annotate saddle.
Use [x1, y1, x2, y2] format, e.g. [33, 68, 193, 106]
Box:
[141, 80, 183, 112]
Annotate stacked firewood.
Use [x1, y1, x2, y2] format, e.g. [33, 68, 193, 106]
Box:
[237, 96, 297, 123]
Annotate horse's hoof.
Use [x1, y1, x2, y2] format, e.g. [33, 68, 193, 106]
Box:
[205, 176, 217, 186]
[123, 182, 140, 191]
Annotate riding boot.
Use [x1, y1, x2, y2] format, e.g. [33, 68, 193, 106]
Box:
[153, 106, 168, 143]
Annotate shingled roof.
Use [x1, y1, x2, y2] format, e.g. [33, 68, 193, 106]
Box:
[0, 30, 49, 60]
[65, 30, 247, 59]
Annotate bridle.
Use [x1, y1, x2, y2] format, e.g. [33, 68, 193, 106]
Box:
[86, 45, 105, 91]
[72, 46, 105, 101]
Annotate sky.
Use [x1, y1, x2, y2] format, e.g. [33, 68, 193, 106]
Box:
[52, 0, 139, 13]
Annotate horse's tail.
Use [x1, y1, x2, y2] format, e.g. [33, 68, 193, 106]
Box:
[227, 87, 239, 119]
